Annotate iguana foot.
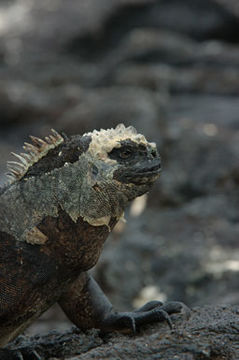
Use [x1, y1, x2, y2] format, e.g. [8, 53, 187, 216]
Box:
[101, 300, 190, 333]
[0, 348, 41, 360]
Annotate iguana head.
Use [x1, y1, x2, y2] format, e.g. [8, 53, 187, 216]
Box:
[6, 124, 160, 229]
[83, 124, 161, 201]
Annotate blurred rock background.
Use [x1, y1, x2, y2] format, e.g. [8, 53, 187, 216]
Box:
[0, 0, 238, 335]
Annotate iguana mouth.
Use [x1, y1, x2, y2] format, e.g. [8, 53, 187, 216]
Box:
[114, 159, 161, 185]
[130, 160, 161, 184]
[134, 160, 161, 175]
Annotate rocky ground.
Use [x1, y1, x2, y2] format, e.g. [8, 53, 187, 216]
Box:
[0, 0, 239, 358]
[7, 305, 239, 359]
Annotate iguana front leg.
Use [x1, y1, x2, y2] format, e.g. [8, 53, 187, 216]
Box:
[58, 272, 189, 333]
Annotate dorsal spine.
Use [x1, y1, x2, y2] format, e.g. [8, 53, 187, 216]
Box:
[6, 129, 64, 183]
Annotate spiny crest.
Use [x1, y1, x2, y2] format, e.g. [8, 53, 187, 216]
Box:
[86, 123, 153, 161]
[7, 129, 64, 183]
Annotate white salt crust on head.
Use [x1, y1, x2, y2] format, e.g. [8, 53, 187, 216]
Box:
[85, 123, 156, 162]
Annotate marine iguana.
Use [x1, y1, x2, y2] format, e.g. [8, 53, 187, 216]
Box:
[0, 124, 187, 359]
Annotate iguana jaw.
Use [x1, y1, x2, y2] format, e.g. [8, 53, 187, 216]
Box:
[113, 158, 161, 185]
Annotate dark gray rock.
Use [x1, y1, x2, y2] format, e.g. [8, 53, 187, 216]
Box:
[56, 86, 162, 139]
[150, 95, 239, 205]
[8, 305, 239, 360]
[0, 0, 238, 353]
[94, 193, 239, 310]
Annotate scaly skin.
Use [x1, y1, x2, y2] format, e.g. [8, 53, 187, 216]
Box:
[0, 124, 188, 359]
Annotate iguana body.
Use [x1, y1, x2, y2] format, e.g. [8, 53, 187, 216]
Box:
[0, 124, 186, 359]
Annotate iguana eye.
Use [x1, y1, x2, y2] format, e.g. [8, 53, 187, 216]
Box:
[119, 148, 133, 159]
[108, 145, 135, 161]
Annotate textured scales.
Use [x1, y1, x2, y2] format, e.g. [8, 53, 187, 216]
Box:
[2, 124, 158, 242]
[0, 124, 187, 357]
